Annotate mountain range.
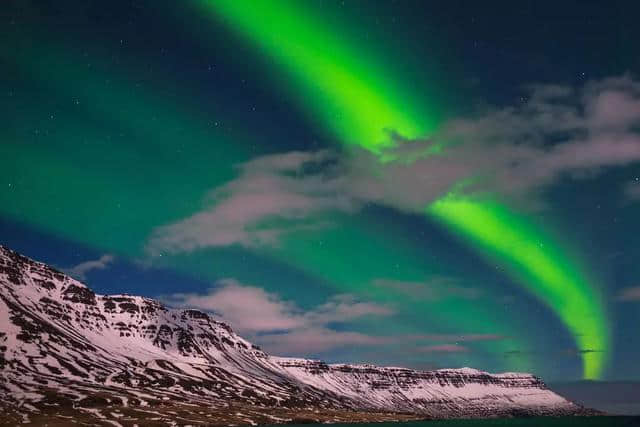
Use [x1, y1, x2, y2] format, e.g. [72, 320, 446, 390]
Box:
[0, 245, 595, 425]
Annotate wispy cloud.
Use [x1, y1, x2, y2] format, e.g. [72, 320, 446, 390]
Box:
[148, 75, 640, 253]
[163, 279, 394, 355]
[503, 350, 535, 358]
[255, 328, 390, 355]
[162, 279, 501, 356]
[504, 348, 606, 359]
[351, 74, 640, 211]
[418, 344, 470, 353]
[615, 286, 640, 302]
[64, 254, 115, 281]
[147, 151, 355, 254]
[165, 279, 306, 332]
[373, 277, 483, 300]
[409, 333, 506, 342]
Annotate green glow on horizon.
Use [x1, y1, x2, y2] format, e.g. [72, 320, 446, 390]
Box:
[199, 0, 437, 150]
[269, 213, 535, 373]
[203, 0, 611, 378]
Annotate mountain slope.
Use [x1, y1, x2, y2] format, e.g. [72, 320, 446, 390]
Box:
[0, 246, 592, 425]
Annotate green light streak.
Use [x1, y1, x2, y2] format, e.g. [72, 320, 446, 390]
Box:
[1, 43, 249, 254]
[2, 35, 528, 372]
[203, 0, 611, 378]
[2, 30, 522, 373]
[428, 195, 609, 379]
[198, 0, 437, 150]
[2, 2, 611, 378]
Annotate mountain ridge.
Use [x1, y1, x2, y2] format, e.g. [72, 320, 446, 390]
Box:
[0, 245, 595, 425]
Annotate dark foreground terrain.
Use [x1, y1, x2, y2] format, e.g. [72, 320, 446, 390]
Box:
[278, 417, 640, 427]
[1, 398, 426, 426]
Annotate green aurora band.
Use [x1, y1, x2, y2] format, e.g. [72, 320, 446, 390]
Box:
[2, 36, 531, 371]
[200, 0, 437, 150]
[200, 0, 610, 379]
[1, 39, 250, 252]
[428, 195, 608, 380]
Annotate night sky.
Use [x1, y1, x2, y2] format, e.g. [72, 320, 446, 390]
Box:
[2, 0, 639, 383]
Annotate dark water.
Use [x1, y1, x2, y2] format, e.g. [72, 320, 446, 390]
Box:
[275, 417, 640, 427]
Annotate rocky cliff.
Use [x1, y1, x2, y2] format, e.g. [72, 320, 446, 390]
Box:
[0, 246, 592, 425]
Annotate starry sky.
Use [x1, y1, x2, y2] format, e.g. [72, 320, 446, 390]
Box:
[2, 0, 640, 383]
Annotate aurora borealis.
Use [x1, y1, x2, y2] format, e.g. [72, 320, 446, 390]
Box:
[197, 0, 438, 149]
[2, 0, 640, 385]
[429, 196, 609, 379]
[199, 0, 609, 379]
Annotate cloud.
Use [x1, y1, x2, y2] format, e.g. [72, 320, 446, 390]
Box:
[163, 279, 394, 355]
[64, 254, 115, 281]
[615, 286, 640, 302]
[503, 350, 534, 358]
[165, 279, 306, 332]
[576, 349, 602, 354]
[418, 344, 469, 353]
[362, 74, 640, 210]
[147, 151, 356, 254]
[148, 75, 640, 253]
[303, 293, 394, 325]
[255, 328, 390, 355]
[504, 348, 605, 360]
[373, 277, 483, 300]
[409, 333, 506, 342]
[561, 348, 604, 358]
[163, 279, 506, 357]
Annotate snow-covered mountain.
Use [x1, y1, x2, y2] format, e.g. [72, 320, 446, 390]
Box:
[0, 245, 593, 425]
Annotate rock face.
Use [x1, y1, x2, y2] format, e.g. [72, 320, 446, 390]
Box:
[0, 246, 591, 425]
